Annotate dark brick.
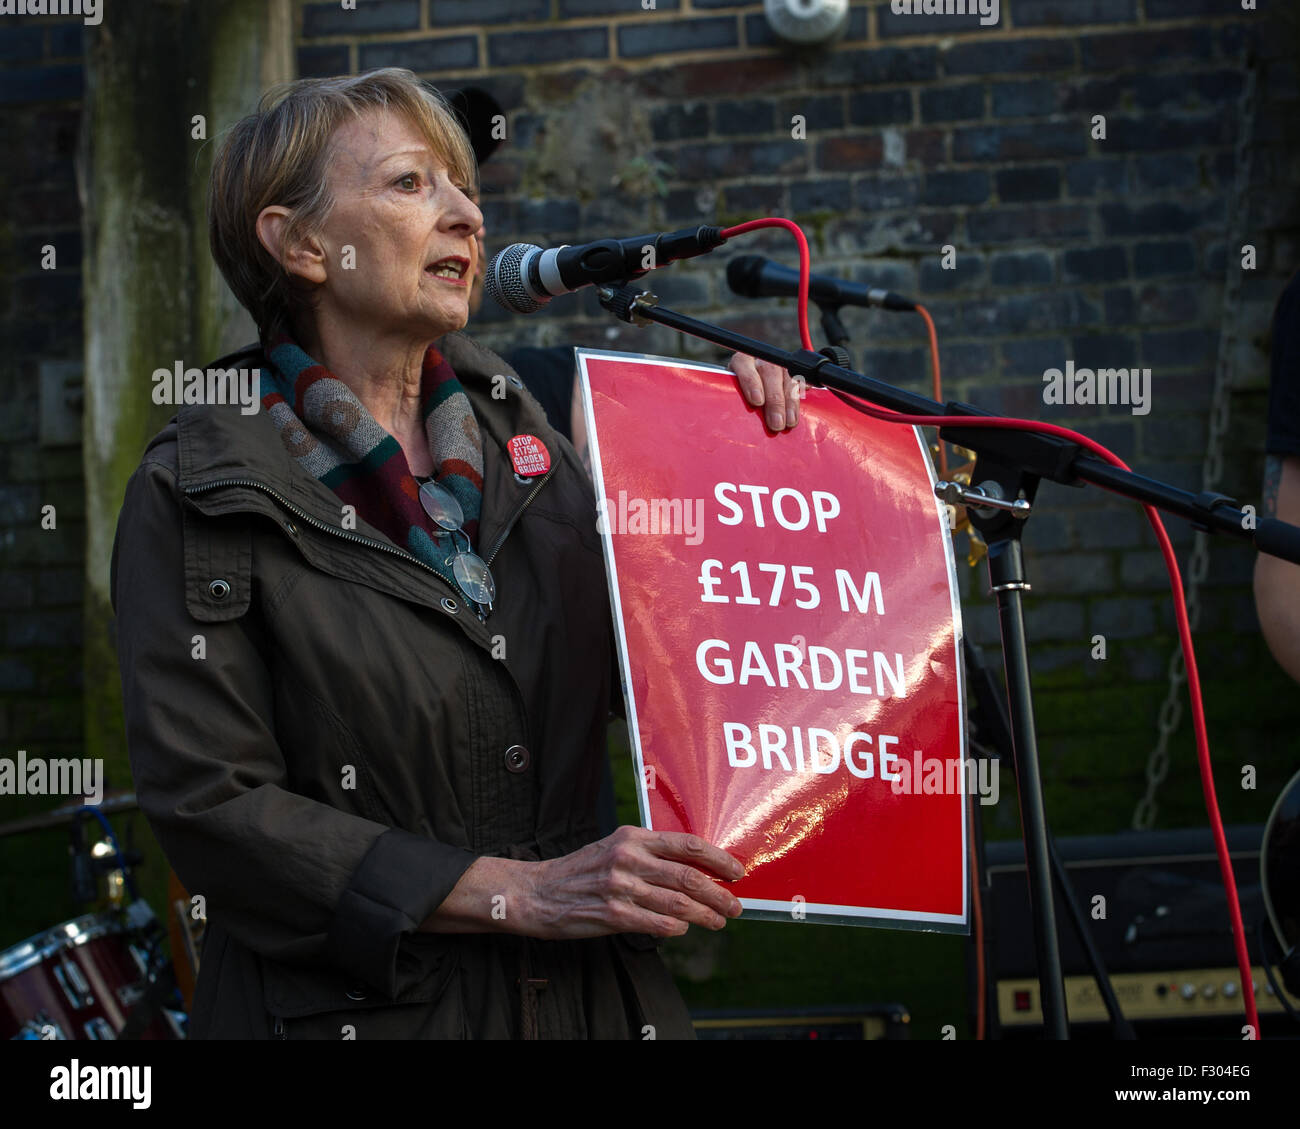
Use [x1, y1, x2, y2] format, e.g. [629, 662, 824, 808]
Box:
[1075, 507, 1142, 549]
[618, 17, 737, 59]
[1132, 153, 1200, 193]
[675, 139, 805, 179]
[1105, 112, 1234, 153]
[651, 103, 708, 142]
[0, 486, 38, 524]
[488, 27, 607, 67]
[722, 182, 785, 215]
[991, 80, 1057, 119]
[854, 174, 919, 211]
[990, 251, 1053, 287]
[780, 94, 845, 132]
[1027, 553, 1115, 595]
[952, 122, 1087, 162]
[1134, 283, 1202, 326]
[1014, 0, 1137, 26]
[1084, 420, 1137, 463]
[943, 37, 1075, 77]
[1066, 158, 1126, 197]
[297, 45, 348, 78]
[515, 198, 580, 236]
[37, 568, 81, 606]
[966, 205, 1090, 244]
[433, 0, 546, 21]
[716, 99, 775, 136]
[879, 5, 1003, 37]
[906, 128, 946, 164]
[744, 4, 868, 45]
[996, 165, 1060, 203]
[1099, 202, 1209, 238]
[920, 84, 983, 123]
[848, 89, 913, 127]
[790, 178, 851, 214]
[1145, 0, 1235, 16]
[1069, 332, 1140, 370]
[962, 291, 1100, 337]
[1104, 287, 1136, 324]
[1141, 414, 1206, 459]
[919, 253, 984, 294]
[816, 47, 938, 87]
[662, 187, 709, 224]
[302, 0, 419, 37]
[0, 25, 42, 62]
[852, 260, 919, 295]
[361, 36, 477, 72]
[818, 134, 882, 171]
[1141, 328, 1217, 368]
[1080, 27, 1215, 70]
[922, 169, 989, 207]
[1090, 596, 1157, 640]
[1062, 245, 1127, 284]
[1026, 600, 1085, 641]
[1133, 69, 1244, 108]
[1002, 337, 1069, 375]
[0, 65, 81, 104]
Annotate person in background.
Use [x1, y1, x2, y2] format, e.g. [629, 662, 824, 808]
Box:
[1255, 270, 1300, 685]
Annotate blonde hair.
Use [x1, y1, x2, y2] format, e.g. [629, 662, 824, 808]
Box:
[208, 68, 478, 341]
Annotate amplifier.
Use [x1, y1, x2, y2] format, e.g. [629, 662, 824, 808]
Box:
[692, 1004, 910, 1040]
[973, 826, 1300, 1038]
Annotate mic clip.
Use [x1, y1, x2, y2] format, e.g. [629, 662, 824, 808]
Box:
[596, 284, 659, 327]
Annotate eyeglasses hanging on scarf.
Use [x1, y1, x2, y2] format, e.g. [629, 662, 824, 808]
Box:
[418, 478, 496, 614]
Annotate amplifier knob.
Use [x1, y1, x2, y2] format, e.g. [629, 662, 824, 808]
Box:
[1181, 983, 1197, 1000]
[1201, 984, 1216, 999]
[1223, 981, 1237, 997]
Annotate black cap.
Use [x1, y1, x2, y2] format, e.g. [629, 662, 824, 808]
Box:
[443, 86, 505, 166]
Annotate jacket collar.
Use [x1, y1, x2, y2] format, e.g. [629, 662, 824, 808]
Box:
[173, 332, 571, 551]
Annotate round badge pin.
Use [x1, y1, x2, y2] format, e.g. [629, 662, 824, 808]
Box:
[507, 434, 551, 478]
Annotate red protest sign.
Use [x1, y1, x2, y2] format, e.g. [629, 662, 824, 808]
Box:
[579, 349, 968, 931]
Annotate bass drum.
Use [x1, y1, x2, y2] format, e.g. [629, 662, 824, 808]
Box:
[0, 914, 182, 1040]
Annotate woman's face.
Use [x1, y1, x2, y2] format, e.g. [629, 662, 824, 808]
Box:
[305, 107, 483, 344]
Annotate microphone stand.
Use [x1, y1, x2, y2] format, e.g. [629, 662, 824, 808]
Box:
[594, 282, 1300, 1041]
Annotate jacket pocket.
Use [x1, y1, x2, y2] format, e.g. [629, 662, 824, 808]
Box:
[261, 935, 466, 1040]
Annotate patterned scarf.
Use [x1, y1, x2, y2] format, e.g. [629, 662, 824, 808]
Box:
[260, 337, 484, 593]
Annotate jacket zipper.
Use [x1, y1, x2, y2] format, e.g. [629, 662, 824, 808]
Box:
[183, 469, 557, 620]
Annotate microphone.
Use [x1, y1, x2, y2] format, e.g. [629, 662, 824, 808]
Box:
[486, 225, 727, 313]
[727, 254, 916, 312]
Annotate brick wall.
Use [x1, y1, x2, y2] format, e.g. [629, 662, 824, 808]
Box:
[296, 0, 1300, 835]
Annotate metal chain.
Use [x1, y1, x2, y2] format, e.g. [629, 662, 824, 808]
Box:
[1132, 57, 1257, 831]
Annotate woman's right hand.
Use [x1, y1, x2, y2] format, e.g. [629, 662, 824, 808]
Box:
[521, 825, 745, 941]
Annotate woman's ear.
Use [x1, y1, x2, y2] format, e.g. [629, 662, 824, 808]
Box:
[256, 206, 328, 285]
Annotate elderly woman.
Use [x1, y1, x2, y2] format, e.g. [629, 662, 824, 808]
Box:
[111, 68, 799, 1040]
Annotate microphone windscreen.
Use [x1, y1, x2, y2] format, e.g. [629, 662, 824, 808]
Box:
[486, 243, 547, 314]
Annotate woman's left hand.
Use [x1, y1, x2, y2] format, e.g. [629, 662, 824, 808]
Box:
[728, 354, 801, 432]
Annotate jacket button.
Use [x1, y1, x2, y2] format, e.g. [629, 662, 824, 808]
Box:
[208, 579, 231, 599]
[440, 597, 458, 614]
[345, 987, 367, 1002]
[504, 745, 530, 773]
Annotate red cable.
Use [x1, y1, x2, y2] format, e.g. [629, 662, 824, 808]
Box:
[721, 219, 815, 351]
[719, 216, 1262, 1038]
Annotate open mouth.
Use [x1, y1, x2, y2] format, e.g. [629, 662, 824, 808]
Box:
[425, 256, 469, 282]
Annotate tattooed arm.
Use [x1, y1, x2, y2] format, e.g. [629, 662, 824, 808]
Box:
[1254, 453, 1300, 684]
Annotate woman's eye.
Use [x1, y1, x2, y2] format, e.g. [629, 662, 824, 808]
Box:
[397, 174, 419, 190]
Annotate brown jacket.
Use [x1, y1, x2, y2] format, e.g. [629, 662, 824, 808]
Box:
[110, 331, 694, 1039]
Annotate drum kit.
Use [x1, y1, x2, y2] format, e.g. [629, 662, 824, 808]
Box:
[0, 792, 198, 1041]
